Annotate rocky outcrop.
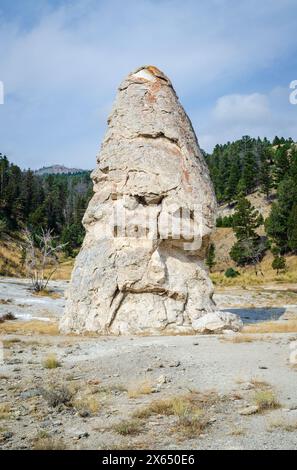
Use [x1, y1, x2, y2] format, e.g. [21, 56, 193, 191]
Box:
[60, 65, 242, 335]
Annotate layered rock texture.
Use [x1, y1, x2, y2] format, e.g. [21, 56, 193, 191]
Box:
[60, 65, 242, 335]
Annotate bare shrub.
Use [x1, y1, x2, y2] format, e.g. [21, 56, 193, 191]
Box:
[23, 228, 65, 292]
[41, 385, 73, 408]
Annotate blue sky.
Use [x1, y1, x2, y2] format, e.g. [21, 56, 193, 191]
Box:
[0, 0, 296, 169]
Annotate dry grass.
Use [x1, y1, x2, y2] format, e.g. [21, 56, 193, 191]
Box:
[133, 397, 175, 419]
[0, 320, 59, 335]
[243, 321, 297, 334]
[158, 329, 196, 336]
[0, 238, 25, 277]
[127, 379, 154, 398]
[211, 251, 297, 286]
[49, 258, 74, 281]
[0, 403, 11, 420]
[0, 232, 74, 280]
[228, 426, 246, 436]
[253, 390, 280, 412]
[33, 433, 66, 450]
[42, 353, 61, 369]
[72, 395, 100, 414]
[170, 395, 212, 437]
[32, 289, 62, 299]
[96, 384, 127, 395]
[2, 337, 22, 347]
[267, 414, 297, 432]
[133, 390, 220, 437]
[113, 419, 143, 436]
[250, 377, 270, 389]
[221, 334, 258, 343]
[173, 408, 208, 438]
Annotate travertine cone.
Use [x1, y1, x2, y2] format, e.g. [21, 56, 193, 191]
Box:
[60, 65, 242, 334]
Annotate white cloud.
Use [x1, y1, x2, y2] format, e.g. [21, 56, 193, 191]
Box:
[213, 93, 270, 123]
[198, 87, 297, 152]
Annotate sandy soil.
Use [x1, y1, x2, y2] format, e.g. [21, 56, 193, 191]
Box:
[0, 278, 297, 450]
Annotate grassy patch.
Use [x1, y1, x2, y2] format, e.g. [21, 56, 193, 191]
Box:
[173, 407, 209, 438]
[96, 384, 127, 395]
[0, 403, 11, 420]
[221, 334, 257, 343]
[32, 289, 62, 299]
[113, 419, 142, 436]
[127, 379, 154, 398]
[133, 390, 220, 438]
[133, 398, 175, 419]
[42, 353, 61, 369]
[72, 395, 100, 414]
[0, 320, 59, 335]
[2, 337, 22, 348]
[243, 321, 297, 334]
[267, 415, 297, 432]
[33, 434, 66, 450]
[253, 390, 280, 412]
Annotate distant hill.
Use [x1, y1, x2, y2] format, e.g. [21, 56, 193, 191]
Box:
[35, 164, 86, 175]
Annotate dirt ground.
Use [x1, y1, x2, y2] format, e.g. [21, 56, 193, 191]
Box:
[0, 278, 297, 450]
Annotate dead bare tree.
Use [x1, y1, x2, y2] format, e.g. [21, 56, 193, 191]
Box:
[23, 228, 65, 292]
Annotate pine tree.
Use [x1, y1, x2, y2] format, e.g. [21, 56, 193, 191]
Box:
[288, 204, 297, 253]
[206, 243, 216, 271]
[241, 151, 257, 194]
[230, 197, 265, 266]
[226, 158, 241, 200]
[273, 144, 290, 186]
[232, 197, 263, 241]
[265, 176, 297, 252]
[259, 147, 272, 198]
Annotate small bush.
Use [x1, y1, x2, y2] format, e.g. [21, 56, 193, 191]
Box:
[113, 419, 142, 436]
[0, 312, 16, 323]
[174, 409, 208, 437]
[225, 267, 240, 278]
[253, 390, 280, 411]
[42, 353, 61, 369]
[41, 386, 73, 408]
[272, 256, 286, 274]
[73, 395, 100, 414]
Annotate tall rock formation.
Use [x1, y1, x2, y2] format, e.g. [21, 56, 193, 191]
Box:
[60, 65, 242, 335]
